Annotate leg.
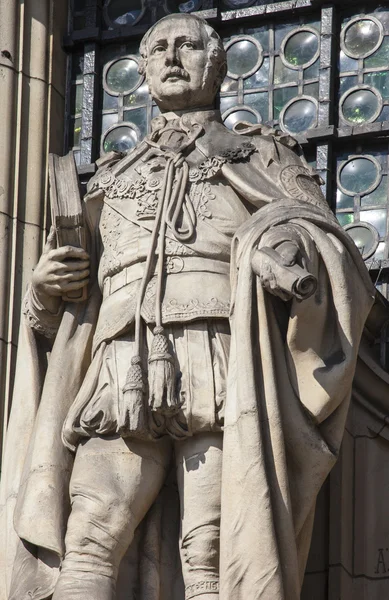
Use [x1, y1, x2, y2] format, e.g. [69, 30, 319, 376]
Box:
[53, 434, 172, 600]
[175, 432, 223, 600]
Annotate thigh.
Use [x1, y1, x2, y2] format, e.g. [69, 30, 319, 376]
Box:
[66, 435, 172, 560]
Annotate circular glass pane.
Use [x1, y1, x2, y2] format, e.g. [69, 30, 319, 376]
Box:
[224, 109, 258, 130]
[106, 58, 141, 94]
[282, 99, 316, 133]
[107, 0, 142, 26]
[103, 126, 138, 153]
[339, 158, 378, 195]
[346, 224, 377, 257]
[227, 40, 260, 77]
[342, 88, 380, 124]
[344, 19, 381, 59]
[284, 31, 319, 67]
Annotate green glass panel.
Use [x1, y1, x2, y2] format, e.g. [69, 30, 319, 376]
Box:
[224, 109, 258, 131]
[273, 87, 297, 120]
[221, 76, 239, 93]
[152, 105, 160, 119]
[102, 113, 118, 134]
[340, 158, 378, 194]
[377, 105, 389, 122]
[336, 190, 354, 210]
[339, 76, 358, 96]
[123, 82, 149, 107]
[244, 58, 269, 89]
[123, 107, 147, 138]
[245, 92, 269, 121]
[344, 19, 381, 58]
[72, 117, 82, 147]
[373, 241, 386, 260]
[107, 0, 142, 26]
[303, 82, 319, 98]
[103, 126, 138, 153]
[106, 58, 141, 94]
[304, 59, 319, 80]
[103, 91, 118, 110]
[361, 176, 387, 207]
[275, 23, 295, 51]
[227, 40, 260, 77]
[365, 37, 389, 68]
[274, 57, 298, 85]
[284, 31, 319, 67]
[360, 209, 387, 237]
[101, 45, 123, 66]
[342, 89, 379, 123]
[246, 27, 269, 53]
[364, 71, 389, 100]
[282, 98, 316, 133]
[339, 50, 358, 73]
[336, 213, 355, 226]
[71, 84, 83, 115]
[220, 96, 238, 114]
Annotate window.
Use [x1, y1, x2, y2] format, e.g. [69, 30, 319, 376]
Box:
[64, 0, 389, 294]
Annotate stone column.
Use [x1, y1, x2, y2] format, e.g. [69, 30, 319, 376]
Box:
[0, 0, 68, 461]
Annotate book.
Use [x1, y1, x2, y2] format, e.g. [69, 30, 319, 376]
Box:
[48, 150, 87, 302]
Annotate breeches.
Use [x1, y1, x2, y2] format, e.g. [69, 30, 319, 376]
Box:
[52, 432, 223, 600]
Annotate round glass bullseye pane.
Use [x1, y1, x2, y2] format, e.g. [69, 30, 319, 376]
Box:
[345, 223, 378, 258]
[344, 19, 382, 59]
[103, 126, 138, 153]
[106, 58, 141, 94]
[107, 0, 142, 26]
[284, 31, 319, 67]
[227, 40, 260, 77]
[342, 89, 380, 124]
[282, 99, 316, 133]
[224, 109, 258, 130]
[339, 158, 378, 195]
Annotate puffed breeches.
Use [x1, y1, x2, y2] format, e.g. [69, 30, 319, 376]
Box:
[52, 432, 223, 600]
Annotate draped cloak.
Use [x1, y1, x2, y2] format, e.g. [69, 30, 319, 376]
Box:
[0, 124, 375, 600]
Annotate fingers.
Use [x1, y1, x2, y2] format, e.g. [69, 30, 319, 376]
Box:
[276, 241, 300, 267]
[57, 260, 90, 272]
[49, 279, 89, 293]
[48, 245, 89, 262]
[44, 226, 57, 253]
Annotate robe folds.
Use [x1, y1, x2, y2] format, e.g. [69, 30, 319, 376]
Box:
[0, 133, 374, 599]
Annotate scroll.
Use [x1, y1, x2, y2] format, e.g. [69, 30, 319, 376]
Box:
[48, 150, 87, 302]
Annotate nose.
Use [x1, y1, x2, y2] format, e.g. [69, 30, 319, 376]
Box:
[165, 43, 180, 66]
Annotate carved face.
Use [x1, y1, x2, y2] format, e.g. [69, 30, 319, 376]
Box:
[145, 17, 217, 111]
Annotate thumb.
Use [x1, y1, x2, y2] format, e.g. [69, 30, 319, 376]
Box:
[44, 226, 57, 253]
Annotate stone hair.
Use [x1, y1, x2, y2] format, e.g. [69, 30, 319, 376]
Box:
[138, 14, 227, 90]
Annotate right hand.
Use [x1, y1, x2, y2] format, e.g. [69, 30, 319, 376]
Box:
[31, 228, 90, 311]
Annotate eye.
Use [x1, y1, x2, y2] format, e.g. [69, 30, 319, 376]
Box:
[151, 45, 166, 55]
[180, 42, 196, 50]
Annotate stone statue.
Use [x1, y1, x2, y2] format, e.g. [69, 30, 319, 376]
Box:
[0, 13, 375, 600]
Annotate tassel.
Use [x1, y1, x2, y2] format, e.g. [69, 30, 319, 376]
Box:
[119, 356, 146, 435]
[148, 326, 179, 416]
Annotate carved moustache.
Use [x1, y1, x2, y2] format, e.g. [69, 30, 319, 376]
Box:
[161, 67, 190, 82]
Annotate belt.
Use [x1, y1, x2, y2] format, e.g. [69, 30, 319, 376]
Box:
[103, 257, 230, 298]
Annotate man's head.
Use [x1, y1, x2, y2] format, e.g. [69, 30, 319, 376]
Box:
[139, 14, 227, 112]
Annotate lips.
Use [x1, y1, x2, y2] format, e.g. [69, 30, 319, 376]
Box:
[161, 68, 189, 82]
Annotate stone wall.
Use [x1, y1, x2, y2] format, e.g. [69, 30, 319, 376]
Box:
[0, 0, 68, 461]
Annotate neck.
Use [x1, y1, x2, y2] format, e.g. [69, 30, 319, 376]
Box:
[160, 106, 222, 126]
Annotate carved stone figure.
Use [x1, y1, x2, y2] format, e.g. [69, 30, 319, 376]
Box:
[0, 13, 375, 600]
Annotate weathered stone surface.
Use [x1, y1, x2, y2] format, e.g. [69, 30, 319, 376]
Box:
[0, 13, 375, 600]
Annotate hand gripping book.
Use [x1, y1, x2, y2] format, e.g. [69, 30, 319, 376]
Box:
[48, 150, 87, 302]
